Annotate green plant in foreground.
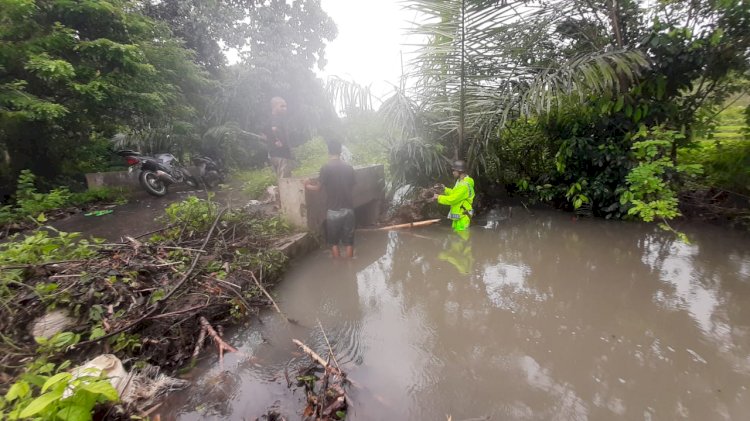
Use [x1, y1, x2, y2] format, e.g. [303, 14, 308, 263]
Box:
[620, 126, 702, 240]
[1, 361, 119, 421]
[14, 170, 72, 220]
[162, 196, 218, 236]
[0, 171, 128, 225]
[0, 229, 99, 318]
[1, 332, 119, 421]
[0, 230, 97, 267]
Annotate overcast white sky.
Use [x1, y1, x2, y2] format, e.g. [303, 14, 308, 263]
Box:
[317, 0, 417, 101]
[225, 1, 417, 102]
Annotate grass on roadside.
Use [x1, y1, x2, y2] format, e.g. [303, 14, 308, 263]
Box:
[234, 167, 277, 199]
[0, 170, 128, 226]
[681, 105, 750, 194]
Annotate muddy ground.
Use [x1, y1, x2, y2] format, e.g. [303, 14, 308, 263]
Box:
[50, 185, 258, 242]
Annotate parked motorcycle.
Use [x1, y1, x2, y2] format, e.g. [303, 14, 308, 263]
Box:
[192, 156, 225, 189]
[116, 150, 198, 197]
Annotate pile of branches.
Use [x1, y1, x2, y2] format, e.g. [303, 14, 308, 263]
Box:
[0, 205, 294, 386]
[385, 185, 443, 225]
[293, 338, 349, 421]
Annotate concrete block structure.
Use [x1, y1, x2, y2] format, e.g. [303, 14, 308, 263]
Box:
[278, 164, 385, 233]
[85, 170, 140, 190]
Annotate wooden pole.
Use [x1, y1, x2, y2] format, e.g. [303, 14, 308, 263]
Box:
[358, 218, 441, 232]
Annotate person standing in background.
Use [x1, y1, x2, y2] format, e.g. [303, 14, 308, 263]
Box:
[263, 96, 293, 179]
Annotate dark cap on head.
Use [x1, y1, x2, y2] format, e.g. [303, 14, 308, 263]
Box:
[451, 160, 467, 172]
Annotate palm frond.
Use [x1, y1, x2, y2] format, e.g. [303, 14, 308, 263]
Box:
[399, 0, 651, 160]
[324, 76, 376, 116]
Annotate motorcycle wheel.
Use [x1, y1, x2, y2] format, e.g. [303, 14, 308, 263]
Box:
[203, 171, 221, 189]
[140, 170, 168, 197]
[185, 176, 199, 188]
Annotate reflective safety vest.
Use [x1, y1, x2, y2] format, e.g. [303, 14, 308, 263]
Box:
[438, 176, 475, 220]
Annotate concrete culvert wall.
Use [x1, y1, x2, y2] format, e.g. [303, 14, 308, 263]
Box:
[278, 164, 385, 233]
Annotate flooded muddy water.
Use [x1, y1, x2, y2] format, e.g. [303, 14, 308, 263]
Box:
[162, 208, 750, 420]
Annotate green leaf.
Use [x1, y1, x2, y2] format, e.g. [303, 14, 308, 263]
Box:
[5, 381, 30, 402]
[82, 381, 119, 402]
[19, 390, 63, 417]
[89, 326, 106, 340]
[656, 78, 666, 100]
[38, 363, 56, 374]
[42, 372, 72, 393]
[614, 96, 624, 112]
[56, 405, 91, 421]
[24, 374, 47, 388]
[633, 107, 642, 123]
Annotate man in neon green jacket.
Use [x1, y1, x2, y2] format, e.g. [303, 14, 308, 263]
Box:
[433, 160, 475, 232]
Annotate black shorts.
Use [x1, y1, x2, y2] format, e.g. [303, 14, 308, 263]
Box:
[326, 208, 355, 246]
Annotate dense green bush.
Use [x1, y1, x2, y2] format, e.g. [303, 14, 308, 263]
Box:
[620, 126, 702, 229]
[485, 119, 556, 187]
[681, 140, 750, 194]
[162, 196, 219, 236]
[681, 105, 750, 194]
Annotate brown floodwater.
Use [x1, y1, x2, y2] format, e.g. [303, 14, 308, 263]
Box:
[161, 208, 750, 420]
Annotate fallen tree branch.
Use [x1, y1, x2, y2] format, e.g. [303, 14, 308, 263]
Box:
[292, 339, 342, 376]
[147, 305, 208, 320]
[249, 270, 292, 323]
[77, 208, 227, 346]
[0, 259, 88, 270]
[202, 274, 256, 316]
[318, 319, 341, 371]
[293, 338, 349, 420]
[133, 225, 172, 239]
[199, 316, 237, 367]
[125, 236, 143, 251]
[191, 326, 208, 367]
[158, 246, 208, 254]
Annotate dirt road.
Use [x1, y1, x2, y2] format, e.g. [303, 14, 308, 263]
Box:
[51, 186, 256, 241]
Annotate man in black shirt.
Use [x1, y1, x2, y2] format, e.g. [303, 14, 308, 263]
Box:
[305, 140, 356, 258]
[263, 97, 293, 179]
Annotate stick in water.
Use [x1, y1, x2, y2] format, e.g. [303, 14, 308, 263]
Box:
[199, 316, 238, 368]
[359, 218, 441, 232]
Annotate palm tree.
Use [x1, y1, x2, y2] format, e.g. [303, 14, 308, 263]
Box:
[325, 76, 376, 117]
[387, 0, 649, 184]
